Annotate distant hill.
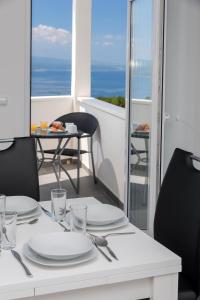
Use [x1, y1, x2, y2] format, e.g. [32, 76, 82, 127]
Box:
[32, 56, 126, 72]
[32, 56, 151, 74]
[32, 56, 71, 71]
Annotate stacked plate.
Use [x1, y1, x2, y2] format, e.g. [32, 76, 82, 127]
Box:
[23, 232, 97, 267]
[67, 204, 129, 231]
[6, 196, 42, 223]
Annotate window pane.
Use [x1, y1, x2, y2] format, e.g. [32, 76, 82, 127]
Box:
[31, 0, 72, 96]
[131, 0, 153, 100]
[91, 0, 127, 106]
[129, 0, 153, 230]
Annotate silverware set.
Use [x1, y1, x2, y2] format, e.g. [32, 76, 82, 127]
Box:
[9, 205, 135, 277]
[89, 232, 135, 262]
[41, 205, 135, 263]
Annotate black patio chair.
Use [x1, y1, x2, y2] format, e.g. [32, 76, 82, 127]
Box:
[0, 137, 40, 201]
[154, 148, 200, 300]
[44, 112, 99, 193]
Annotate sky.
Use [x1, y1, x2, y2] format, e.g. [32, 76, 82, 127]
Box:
[32, 0, 152, 66]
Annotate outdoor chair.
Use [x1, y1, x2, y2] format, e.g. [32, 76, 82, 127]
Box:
[44, 112, 99, 193]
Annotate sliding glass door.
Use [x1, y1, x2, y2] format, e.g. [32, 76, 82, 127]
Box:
[126, 0, 153, 230]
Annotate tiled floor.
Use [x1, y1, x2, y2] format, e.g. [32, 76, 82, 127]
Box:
[39, 161, 120, 208]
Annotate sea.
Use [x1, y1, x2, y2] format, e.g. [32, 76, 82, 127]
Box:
[31, 57, 152, 99]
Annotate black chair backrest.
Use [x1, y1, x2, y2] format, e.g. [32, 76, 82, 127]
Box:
[154, 148, 200, 293]
[55, 112, 98, 136]
[0, 137, 40, 201]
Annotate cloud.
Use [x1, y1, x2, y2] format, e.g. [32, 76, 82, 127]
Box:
[32, 24, 71, 45]
[104, 34, 114, 39]
[103, 41, 114, 47]
[95, 34, 125, 47]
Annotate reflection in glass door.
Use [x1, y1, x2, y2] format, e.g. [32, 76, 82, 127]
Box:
[127, 0, 153, 230]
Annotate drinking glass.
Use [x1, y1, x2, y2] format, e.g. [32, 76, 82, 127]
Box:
[65, 122, 74, 131]
[68, 124, 77, 134]
[70, 204, 87, 234]
[51, 189, 67, 222]
[1, 211, 17, 250]
[0, 194, 6, 212]
[31, 124, 37, 133]
[40, 121, 48, 129]
[40, 121, 48, 135]
[0, 195, 6, 252]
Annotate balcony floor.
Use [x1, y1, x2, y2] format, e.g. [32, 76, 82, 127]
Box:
[39, 161, 121, 208]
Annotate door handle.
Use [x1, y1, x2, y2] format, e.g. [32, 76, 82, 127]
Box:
[163, 113, 170, 122]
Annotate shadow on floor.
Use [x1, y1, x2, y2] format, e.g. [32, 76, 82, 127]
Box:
[40, 174, 120, 208]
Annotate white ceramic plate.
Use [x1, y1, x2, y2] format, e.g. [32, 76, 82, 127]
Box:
[66, 214, 129, 231]
[28, 232, 93, 260]
[23, 243, 97, 267]
[86, 216, 129, 231]
[17, 206, 42, 221]
[6, 196, 38, 215]
[85, 204, 125, 225]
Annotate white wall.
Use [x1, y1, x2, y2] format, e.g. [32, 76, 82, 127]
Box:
[0, 0, 31, 139]
[162, 0, 200, 173]
[78, 97, 126, 203]
[31, 96, 73, 125]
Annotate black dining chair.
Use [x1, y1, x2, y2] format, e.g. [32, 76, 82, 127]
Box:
[0, 137, 40, 201]
[154, 148, 200, 300]
[44, 112, 99, 193]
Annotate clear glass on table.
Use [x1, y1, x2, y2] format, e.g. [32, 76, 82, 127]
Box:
[51, 189, 67, 222]
[0, 195, 6, 252]
[1, 211, 17, 250]
[0, 194, 6, 212]
[70, 204, 87, 234]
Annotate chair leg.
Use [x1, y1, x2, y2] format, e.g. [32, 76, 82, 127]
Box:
[52, 161, 62, 189]
[77, 138, 80, 194]
[90, 137, 97, 184]
[58, 155, 61, 179]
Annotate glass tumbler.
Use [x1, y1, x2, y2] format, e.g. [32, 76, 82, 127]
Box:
[70, 204, 87, 234]
[1, 211, 17, 250]
[51, 189, 67, 222]
[0, 194, 6, 212]
[0, 195, 6, 252]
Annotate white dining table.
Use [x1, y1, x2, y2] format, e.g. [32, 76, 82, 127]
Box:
[0, 197, 181, 300]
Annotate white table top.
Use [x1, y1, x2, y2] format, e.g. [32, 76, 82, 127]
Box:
[0, 197, 181, 299]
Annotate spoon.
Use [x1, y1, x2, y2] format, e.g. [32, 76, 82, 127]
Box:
[103, 231, 135, 238]
[17, 218, 39, 226]
[2, 226, 9, 242]
[92, 235, 118, 260]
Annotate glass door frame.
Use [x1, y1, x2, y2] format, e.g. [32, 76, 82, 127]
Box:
[125, 0, 165, 235]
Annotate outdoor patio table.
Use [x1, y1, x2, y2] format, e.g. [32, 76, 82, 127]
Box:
[31, 130, 84, 193]
[0, 197, 181, 300]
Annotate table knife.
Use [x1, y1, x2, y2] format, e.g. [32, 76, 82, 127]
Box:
[40, 206, 69, 231]
[11, 250, 33, 277]
[40, 206, 53, 218]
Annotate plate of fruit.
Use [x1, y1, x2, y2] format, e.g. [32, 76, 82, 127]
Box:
[49, 121, 65, 133]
